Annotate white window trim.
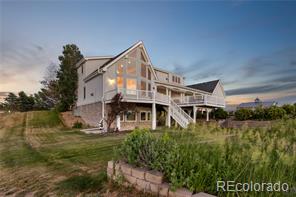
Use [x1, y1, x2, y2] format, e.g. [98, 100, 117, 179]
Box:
[140, 111, 151, 122]
[125, 111, 137, 122]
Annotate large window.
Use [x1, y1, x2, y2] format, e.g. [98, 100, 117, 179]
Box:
[117, 64, 124, 75]
[129, 49, 137, 58]
[126, 59, 136, 76]
[126, 111, 136, 121]
[141, 81, 146, 90]
[117, 77, 124, 88]
[141, 51, 147, 62]
[141, 64, 146, 78]
[127, 78, 136, 90]
[148, 68, 151, 80]
[126, 78, 136, 94]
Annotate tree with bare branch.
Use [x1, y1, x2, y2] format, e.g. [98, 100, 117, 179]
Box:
[105, 93, 136, 132]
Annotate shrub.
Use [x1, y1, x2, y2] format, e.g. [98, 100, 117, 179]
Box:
[235, 108, 253, 120]
[118, 128, 175, 170]
[282, 104, 296, 117]
[253, 107, 266, 120]
[72, 121, 83, 128]
[266, 106, 286, 120]
[211, 108, 228, 119]
[117, 123, 296, 195]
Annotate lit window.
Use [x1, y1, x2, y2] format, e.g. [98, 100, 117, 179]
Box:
[126, 78, 137, 90]
[141, 64, 146, 78]
[126, 59, 136, 76]
[126, 111, 136, 121]
[141, 81, 146, 96]
[117, 64, 124, 75]
[117, 77, 123, 88]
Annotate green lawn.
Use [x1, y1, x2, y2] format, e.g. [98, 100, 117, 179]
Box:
[2, 111, 293, 196]
[0, 111, 127, 196]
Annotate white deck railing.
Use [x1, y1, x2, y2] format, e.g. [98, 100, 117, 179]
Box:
[170, 98, 194, 127]
[104, 88, 225, 107]
[173, 95, 225, 107]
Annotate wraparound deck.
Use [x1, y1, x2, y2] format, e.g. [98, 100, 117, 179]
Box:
[104, 88, 225, 108]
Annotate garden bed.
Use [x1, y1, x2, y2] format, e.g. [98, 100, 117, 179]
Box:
[106, 160, 215, 197]
[113, 121, 296, 196]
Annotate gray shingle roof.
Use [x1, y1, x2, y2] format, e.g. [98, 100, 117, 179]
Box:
[187, 80, 219, 93]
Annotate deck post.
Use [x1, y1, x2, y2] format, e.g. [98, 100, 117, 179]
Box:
[193, 106, 197, 123]
[166, 106, 171, 127]
[206, 108, 210, 122]
[152, 102, 156, 130]
[116, 115, 121, 130]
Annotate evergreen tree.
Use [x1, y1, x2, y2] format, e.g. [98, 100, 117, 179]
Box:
[4, 93, 18, 111]
[17, 91, 35, 112]
[56, 44, 83, 111]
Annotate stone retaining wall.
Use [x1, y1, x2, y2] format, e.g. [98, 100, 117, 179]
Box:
[107, 160, 216, 197]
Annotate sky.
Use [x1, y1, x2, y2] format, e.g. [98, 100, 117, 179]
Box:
[0, 0, 296, 106]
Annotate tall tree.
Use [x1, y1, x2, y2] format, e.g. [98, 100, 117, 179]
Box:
[17, 91, 35, 112]
[4, 93, 18, 111]
[56, 44, 83, 111]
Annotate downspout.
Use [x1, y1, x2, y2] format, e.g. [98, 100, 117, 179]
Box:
[101, 69, 105, 130]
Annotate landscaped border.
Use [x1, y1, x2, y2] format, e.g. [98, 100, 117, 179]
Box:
[107, 160, 216, 197]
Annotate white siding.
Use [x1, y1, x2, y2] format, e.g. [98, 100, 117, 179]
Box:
[155, 70, 169, 83]
[212, 82, 225, 98]
[77, 74, 103, 106]
[83, 59, 110, 77]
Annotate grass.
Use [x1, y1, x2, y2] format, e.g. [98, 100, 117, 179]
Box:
[0, 110, 127, 196]
[2, 110, 294, 196]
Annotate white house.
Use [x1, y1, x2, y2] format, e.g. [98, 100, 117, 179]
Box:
[74, 41, 226, 130]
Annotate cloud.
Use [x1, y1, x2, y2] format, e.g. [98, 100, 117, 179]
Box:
[242, 47, 296, 78]
[0, 40, 57, 93]
[226, 82, 296, 96]
[172, 59, 211, 76]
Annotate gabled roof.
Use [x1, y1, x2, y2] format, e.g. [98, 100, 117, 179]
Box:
[187, 80, 220, 93]
[99, 41, 145, 71]
[83, 41, 158, 82]
[99, 43, 138, 70]
[75, 56, 113, 68]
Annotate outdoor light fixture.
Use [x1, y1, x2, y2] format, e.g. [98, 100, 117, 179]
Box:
[108, 78, 115, 85]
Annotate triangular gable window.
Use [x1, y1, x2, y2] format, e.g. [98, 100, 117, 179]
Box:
[129, 49, 137, 58]
[141, 51, 147, 62]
